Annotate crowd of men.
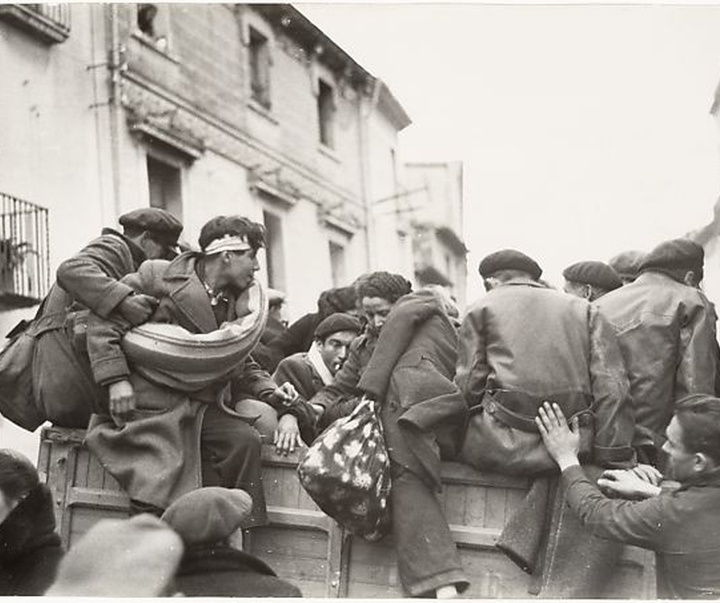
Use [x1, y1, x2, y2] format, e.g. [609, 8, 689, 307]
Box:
[1, 206, 720, 598]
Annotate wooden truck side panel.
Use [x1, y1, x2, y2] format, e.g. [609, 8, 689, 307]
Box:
[38, 427, 656, 598]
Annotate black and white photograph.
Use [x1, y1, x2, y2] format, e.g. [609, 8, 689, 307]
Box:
[2, 1, 720, 598]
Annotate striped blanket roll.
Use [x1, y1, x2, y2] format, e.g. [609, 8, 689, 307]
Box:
[121, 282, 268, 392]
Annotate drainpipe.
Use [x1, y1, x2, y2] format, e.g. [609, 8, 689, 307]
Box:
[357, 77, 381, 271]
[107, 3, 123, 220]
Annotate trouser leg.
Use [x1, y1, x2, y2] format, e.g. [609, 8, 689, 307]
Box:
[391, 466, 469, 597]
[200, 404, 267, 527]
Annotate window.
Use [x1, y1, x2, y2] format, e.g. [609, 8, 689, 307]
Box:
[329, 241, 346, 287]
[248, 26, 271, 109]
[263, 210, 285, 290]
[317, 79, 336, 148]
[136, 3, 168, 51]
[147, 155, 182, 221]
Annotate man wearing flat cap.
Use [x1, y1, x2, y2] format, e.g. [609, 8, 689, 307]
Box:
[1, 207, 183, 432]
[273, 312, 362, 416]
[563, 261, 622, 302]
[597, 237, 720, 468]
[161, 487, 301, 597]
[456, 249, 635, 597]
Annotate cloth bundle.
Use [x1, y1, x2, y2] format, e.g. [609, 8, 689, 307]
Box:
[120, 282, 268, 392]
[297, 397, 392, 541]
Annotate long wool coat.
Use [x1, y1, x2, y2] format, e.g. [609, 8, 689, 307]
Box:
[32, 228, 146, 428]
[85, 252, 277, 508]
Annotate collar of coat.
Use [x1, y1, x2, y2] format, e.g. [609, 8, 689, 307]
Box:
[156, 251, 238, 332]
[307, 341, 334, 386]
[102, 227, 147, 269]
[496, 277, 545, 289]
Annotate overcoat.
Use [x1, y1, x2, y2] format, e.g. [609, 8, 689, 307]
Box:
[455, 278, 635, 470]
[85, 252, 276, 508]
[32, 228, 145, 427]
[597, 271, 720, 458]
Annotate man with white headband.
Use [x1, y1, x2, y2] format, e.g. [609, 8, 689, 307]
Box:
[83, 215, 312, 522]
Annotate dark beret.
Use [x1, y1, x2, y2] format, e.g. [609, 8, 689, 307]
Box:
[356, 271, 412, 303]
[161, 487, 252, 545]
[640, 238, 704, 274]
[314, 312, 363, 340]
[119, 208, 183, 245]
[478, 249, 542, 280]
[608, 250, 646, 280]
[563, 261, 622, 292]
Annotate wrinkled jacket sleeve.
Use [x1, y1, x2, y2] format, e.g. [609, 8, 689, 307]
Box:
[562, 466, 663, 549]
[454, 306, 489, 408]
[232, 355, 278, 403]
[588, 305, 636, 468]
[56, 234, 137, 318]
[86, 264, 159, 386]
[309, 336, 365, 412]
[676, 295, 720, 401]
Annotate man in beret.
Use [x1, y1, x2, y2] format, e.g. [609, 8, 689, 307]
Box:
[563, 261, 622, 301]
[457, 248, 634, 472]
[273, 312, 362, 425]
[161, 487, 301, 597]
[597, 238, 720, 467]
[456, 249, 636, 597]
[1, 207, 183, 431]
[608, 250, 646, 285]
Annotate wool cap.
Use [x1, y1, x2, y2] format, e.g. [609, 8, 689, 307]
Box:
[314, 312, 363, 340]
[356, 271, 413, 303]
[563, 261, 622, 292]
[46, 514, 183, 597]
[640, 238, 704, 274]
[161, 487, 253, 545]
[119, 207, 183, 245]
[478, 249, 542, 280]
[608, 250, 646, 281]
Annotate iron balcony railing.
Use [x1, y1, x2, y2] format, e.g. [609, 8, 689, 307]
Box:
[0, 3, 71, 44]
[0, 194, 50, 305]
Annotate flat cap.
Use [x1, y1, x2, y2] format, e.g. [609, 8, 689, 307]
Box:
[640, 238, 704, 274]
[608, 250, 646, 281]
[314, 312, 363, 340]
[563, 261, 622, 292]
[47, 514, 183, 597]
[478, 249, 542, 280]
[161, 487, 252, 545]
[119, 208, 183, 245]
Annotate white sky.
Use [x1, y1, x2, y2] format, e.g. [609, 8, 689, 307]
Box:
[298, 2, 720, 299]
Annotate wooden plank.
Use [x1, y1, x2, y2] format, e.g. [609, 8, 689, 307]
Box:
[449, 524, 501, 548]
[71, 443, 90, 488]
[441, 461, 531, 489]
[463, 480, 487, 527]
[458, 544, 531, 598]
[484, 487, 508, 529]
[66, 488, 130, 512]
[84, 449, 107, 489]
[442, 483, 467, 525]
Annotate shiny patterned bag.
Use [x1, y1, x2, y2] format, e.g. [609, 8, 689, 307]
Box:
[297, 396, 392, 542]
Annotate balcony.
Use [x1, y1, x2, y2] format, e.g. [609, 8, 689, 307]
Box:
[0, 194, 50, 309]
[0, 4, 71, 44]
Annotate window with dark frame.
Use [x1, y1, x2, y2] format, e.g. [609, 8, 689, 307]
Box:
[317, 79, 335, 148]
[263, 210, 285, 290]
[329, 241, 346, 287]
[147, 155, 183, 222]
[249, 26, 271, 109]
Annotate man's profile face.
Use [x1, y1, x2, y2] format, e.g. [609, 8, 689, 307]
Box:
[662, 417, 697, 482]
[223, 249, 260, 293]
[317, 330, 357, 375]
